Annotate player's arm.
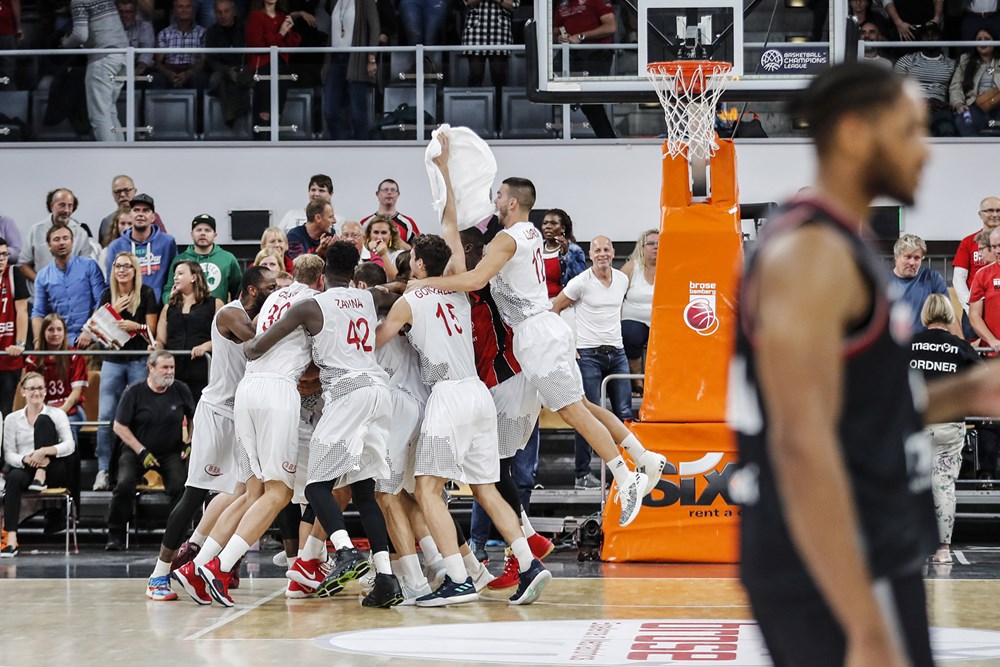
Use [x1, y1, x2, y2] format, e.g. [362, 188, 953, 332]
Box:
[432, 133, 466, 277]
[217, 307, 256, 344]
[244, 299, 321, 360]
[368, 288, 400, 319]
[375, 297, 413, 348]
[753, 225, 897, 656]
[411, 233, 515, 293]
[551, 290, 575, 314]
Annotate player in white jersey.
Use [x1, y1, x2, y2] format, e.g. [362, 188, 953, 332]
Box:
[145, 266, 276, 602]
[217, 242, 404, 609]
[354, 261, 437, 604]
[184, 257, 326, 606]
[376, 145, 551, 607]
[410, 152, 662, 529]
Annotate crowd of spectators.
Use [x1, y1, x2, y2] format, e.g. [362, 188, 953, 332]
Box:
[0, 169, 659, 551]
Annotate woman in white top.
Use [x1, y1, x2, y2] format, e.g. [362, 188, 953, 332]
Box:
[620, 229, 658, 397]
[2, 372, 78, 557]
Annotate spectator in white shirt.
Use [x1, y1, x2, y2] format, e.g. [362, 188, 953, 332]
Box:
[1, 372, 79, 557]
[552, 235, 631, 490]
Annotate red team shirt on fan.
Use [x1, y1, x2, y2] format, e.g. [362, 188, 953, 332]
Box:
[553, 0, 615, 42]
[0, 266, 28, 372]
[25, 352, 88, 415]
[969, 262, 1000, 338]
[542, 248, 562, 299]
[954, 231, 990, 289]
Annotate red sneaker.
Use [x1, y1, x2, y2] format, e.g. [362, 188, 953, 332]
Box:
[287, 557, 330, 588]
[230, 556, 243, 590]
[170, 541, 201, 572]
[197, 557, 236, 607]
[171, 561, 212, 605]
[285, 579, 316, 599]
[487, 550, 520, 590]
[527, 533, 554, 561]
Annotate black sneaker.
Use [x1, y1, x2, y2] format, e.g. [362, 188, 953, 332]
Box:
[508, 558, 552, 605]
[27, 480, 46, 492]
[361, 573, 404, 608]
[316, 547, 369, 598]
[0, 544, 18, 558]
[415, 575, 479, 607]
[105, 535, 124, 552]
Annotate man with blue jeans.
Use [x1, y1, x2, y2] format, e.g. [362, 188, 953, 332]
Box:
[553, 235, 631, 489]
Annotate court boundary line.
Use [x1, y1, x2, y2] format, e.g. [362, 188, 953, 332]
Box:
[184, 587, 285, 640]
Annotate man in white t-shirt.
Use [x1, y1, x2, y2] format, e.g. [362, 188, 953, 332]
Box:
[552, 235, 632, 489]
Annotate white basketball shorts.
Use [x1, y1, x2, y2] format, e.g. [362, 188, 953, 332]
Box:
[513, 311, 585, 411]
[414, 377, 499, 485]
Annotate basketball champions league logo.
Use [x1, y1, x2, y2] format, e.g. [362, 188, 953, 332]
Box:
[683, 281, 719, 336]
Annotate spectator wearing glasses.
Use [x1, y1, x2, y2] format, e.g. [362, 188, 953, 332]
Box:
[0, 237, 27, 416]
[953, 195, 1000, 340]
[1, 372, 79, 557]
[360, 179, 420, 247]
[98, 175, 167, 244]
[620, 229, 657, 397]
[91, 251, 159, 490]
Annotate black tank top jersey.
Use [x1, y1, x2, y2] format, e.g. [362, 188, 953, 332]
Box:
[729, 195, 938, 599]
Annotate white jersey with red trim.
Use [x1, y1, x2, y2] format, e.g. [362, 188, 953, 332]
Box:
[199, 299, 248, 413]
[403, 286, 477, 387]
[489, 221, 551, 328]
[246, 281, 317, 381]
[312, 286, 389, 400]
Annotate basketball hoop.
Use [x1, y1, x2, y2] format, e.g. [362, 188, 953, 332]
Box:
[645, 60, 736, 161]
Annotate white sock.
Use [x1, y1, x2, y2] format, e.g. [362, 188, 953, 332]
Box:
[194, 538, 223, 568]
[419, 535, 441, 564]
[287, 555, 298, 570]
[189, 530, 207, 547]
[520, 510, 536, 538]
[511, 537, 533, 573]
[462, 551, 484, 577]
[330, 530, 352, 551]
[372, 550, 392, 575]
[218, 536, 250, 572]
[608, 456, 632, 487]
[442, 553, 466, 582]
[399, 554, 425, 584]
[390, 557, 402, 578]
[620, 433, 647, 460]
[302, 535, 326, 561]
[151, 559, 171, 578]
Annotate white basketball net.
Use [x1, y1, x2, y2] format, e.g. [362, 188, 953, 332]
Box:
[645, 62, 735, 162]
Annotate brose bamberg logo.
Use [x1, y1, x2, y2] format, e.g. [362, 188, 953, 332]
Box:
[646, 452, 738, 519]
[683, 281, 719, 336]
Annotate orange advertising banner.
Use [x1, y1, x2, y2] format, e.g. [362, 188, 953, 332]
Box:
[602, 421, 739, 563]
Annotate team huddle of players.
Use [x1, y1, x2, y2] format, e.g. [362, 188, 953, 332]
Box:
[141, 135, 666, 609]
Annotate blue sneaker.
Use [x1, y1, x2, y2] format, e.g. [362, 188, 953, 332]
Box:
[508, 559, 551, 606]
[415, 575, 479, 607]
[146, 575, 178, 601]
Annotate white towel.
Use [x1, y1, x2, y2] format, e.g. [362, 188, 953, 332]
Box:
[425, 124, 498, 231]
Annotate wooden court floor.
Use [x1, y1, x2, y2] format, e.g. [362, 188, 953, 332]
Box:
[2, 547, 1000, 666]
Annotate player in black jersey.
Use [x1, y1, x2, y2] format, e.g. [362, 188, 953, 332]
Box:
[728, 63, 1000, 667]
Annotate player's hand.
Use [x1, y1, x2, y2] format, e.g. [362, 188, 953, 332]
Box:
[138, 447, 159, 469]
[432, 132, 450, 170]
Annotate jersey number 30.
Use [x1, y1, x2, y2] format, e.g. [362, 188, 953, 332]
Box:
[347, 318, 373, 351]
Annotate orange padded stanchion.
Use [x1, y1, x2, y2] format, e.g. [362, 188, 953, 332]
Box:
[601, 138, 743, 563]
